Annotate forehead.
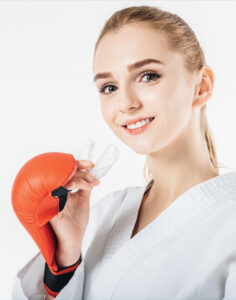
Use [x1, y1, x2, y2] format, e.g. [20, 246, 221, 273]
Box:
[93, 24, 183, 74]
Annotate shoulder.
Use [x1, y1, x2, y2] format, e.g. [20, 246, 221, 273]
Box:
[220, 198, 236, 230]
[91, 179, 152, 211]
[90, 184, 141, 215]
[81, 185, 142, 253]
[208, 191, 236, 245]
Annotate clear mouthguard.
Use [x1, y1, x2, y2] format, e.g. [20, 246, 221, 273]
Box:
[77, 139, 119, 180]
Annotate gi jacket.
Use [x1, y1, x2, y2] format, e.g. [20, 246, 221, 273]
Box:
[12, 171, 236, 300]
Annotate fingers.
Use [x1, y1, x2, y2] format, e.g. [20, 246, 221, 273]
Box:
[64, 167, 100, 190]
[76, 160, 95, 170]
[82, 169, 100, 183]
[64, 176, 94, 191]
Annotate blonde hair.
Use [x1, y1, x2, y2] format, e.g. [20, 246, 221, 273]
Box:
[93, 5, 228, 182]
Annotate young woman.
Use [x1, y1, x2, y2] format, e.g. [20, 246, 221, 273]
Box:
[12, 5, 236, 300]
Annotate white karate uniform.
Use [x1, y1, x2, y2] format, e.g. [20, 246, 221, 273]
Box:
[12, 171, 236, 300]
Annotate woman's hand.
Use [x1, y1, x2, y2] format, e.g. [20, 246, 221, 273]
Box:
[49, 160, 100, 255]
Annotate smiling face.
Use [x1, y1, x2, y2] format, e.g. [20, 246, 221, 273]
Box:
[93, 23, 200, 154]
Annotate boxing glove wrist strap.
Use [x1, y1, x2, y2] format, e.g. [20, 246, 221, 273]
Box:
[43, 255, 82, 298]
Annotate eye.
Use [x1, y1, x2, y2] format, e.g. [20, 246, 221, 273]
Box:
[99, 84, 117, 95]
[98, 71, 161, 95]
[140, 71, 161, 83]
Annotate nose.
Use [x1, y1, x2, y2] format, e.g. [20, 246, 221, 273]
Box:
[118, 84, 142, 113]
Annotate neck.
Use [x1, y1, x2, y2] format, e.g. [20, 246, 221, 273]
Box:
[146, 118, 218, 209]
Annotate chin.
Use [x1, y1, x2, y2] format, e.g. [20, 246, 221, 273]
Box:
[128, 143, 153, 155]
[115, 129, 156, 154]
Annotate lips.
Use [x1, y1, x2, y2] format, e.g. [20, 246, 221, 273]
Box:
[122, 116, 155, 127]
[122, 116, 155, 135]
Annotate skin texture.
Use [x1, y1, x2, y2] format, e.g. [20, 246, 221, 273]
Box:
[93, 23, 218, 234]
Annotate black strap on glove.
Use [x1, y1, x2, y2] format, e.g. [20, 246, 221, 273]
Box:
[51, 186, 71, 212]
[43, 255, 82, 298]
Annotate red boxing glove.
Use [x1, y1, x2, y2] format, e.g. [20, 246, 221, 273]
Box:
[11, 152, 77, 272]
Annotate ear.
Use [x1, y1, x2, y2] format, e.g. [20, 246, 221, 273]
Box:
[192, 66, 214, 108]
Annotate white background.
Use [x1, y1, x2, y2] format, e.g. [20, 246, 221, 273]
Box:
[0, 0, 236, 299]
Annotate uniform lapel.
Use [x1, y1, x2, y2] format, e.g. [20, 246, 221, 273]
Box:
[86, 171, 236, 300]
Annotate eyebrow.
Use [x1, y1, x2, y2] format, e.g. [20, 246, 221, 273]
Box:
[93, 58, 164, 82]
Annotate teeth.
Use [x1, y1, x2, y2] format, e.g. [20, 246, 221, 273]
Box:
[126, 117, 153, 129]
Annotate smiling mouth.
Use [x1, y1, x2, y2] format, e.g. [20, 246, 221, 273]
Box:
[121, 116, 155, 135]
[122, 117, 155, 128]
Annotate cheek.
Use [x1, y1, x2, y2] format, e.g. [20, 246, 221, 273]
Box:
[164, 98, 192, 143]
[153, 80, 193, 144]
[161, 72, 191, 112]
[100, 102, 116, 128]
